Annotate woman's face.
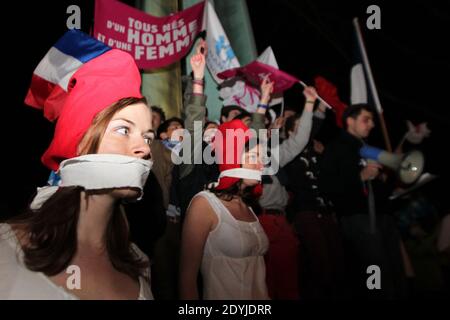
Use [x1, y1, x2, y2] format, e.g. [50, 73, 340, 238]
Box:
[241, 144, 264, 187]
[97, 102, 154, 159]
[97, 102, 153, 199]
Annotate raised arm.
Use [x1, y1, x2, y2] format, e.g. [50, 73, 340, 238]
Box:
[180, 40, 208, 179]
[251, 75, 274, 131]
[184, 39, 207, 132]
[278, 86, 318, 167]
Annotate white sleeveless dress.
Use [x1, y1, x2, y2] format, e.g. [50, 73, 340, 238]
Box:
[194, 191, 270, 300]
[0, 223, 153, 300]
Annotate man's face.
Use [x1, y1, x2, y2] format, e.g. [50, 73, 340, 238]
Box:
[165, 121, 183, 140]
[347, 110, 375, 139]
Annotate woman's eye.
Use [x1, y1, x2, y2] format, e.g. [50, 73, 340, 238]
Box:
[144, 137, 153, 145]
[116, 127, 129, 135]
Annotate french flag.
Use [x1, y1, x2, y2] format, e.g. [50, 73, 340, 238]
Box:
[25, 29, 111, 121]
[350, 18, 382, 114]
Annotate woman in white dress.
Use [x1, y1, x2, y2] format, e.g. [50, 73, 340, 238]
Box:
[179, 119, 270, 300]
[0, 30, 156, 300]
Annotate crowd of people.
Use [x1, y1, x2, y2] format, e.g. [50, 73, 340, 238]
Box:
[1, 30, 449, 300]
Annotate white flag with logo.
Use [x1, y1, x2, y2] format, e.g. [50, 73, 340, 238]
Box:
[204, 1, 240, 84]
[204, 2, 283, 113]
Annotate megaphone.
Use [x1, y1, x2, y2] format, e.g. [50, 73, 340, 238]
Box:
[360, 145, 425, 185]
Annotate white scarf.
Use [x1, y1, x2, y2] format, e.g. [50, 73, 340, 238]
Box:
[30, 154, 153, 210]
[208, 168, 262, 189]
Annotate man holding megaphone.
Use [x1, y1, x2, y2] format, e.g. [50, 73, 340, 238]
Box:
[319, 104, 407, 300]
[359, 145, 424, 186]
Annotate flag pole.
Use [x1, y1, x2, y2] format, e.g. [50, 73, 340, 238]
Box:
[353, 18, 392, 152]
[298, 80, 333, 109]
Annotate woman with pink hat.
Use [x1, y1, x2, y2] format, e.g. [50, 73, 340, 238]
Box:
[0, 30, 184, 300]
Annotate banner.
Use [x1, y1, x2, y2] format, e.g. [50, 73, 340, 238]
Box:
[218, 61, 299, 94]
[94, 0, 204, 69]
[220, 47, 283, 112]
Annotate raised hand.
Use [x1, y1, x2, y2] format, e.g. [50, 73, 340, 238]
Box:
[260, 74, 274, 105]
[303, 86, 318, 102]
[190, 39, 207, 80]
[303, 86, 318, 111]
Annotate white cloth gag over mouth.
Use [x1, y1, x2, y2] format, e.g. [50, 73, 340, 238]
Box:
[30, 154, 153, 210]
[208, 168, 262, 189]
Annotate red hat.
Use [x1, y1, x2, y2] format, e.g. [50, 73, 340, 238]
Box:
[32, 49, 142, 171]
[214, 119, 260, 190]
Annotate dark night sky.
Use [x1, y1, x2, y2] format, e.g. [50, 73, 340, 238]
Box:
[248, 0, 450, 133]
[1, 0, 449, 216]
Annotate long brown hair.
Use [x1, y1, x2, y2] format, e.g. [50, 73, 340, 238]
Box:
[209, 180, 261, 214]
[6, 97, 149, 279]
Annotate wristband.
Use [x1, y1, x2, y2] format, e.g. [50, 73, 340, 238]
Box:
[257, 103, 269, 109]
[193, 78, 204, 85]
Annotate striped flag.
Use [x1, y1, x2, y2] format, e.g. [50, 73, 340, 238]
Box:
[24, 29, 142, 170]
[351, 18, 393, 151]
[350, 18, 382, 113]
[25, 29, 111, 121]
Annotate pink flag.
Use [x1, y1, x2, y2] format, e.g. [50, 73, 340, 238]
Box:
[217, 60, 299, 94]
[94, 0, 204, 70]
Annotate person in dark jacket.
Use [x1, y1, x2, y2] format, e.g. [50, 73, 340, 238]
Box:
[319, 104, 407, 300]
[284, 103, 346, 300]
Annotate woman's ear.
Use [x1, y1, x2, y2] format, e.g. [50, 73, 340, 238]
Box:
[160, 132, 168, 140]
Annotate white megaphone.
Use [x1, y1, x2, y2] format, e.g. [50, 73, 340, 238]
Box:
[359, 145, 425, 185]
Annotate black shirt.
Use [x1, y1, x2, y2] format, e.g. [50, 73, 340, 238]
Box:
[319, 130, 393, 218]
[285, 144, 331, 213]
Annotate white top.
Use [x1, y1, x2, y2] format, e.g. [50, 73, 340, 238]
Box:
[194, 191, 270, 300]
[0, 223, 153, 300]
